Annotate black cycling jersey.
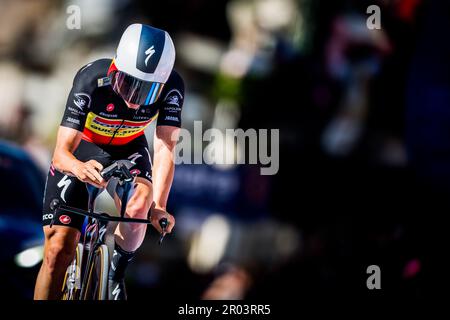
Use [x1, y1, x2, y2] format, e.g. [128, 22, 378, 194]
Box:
[60, 58, 184, 146]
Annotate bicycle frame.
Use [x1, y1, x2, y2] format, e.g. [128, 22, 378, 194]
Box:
[79, 185, 105, 299]
[53, 195, 152, 299]
[50, 160, 168, 300]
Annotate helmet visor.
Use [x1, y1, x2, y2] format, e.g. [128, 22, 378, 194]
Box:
[110, 70, 164, 105]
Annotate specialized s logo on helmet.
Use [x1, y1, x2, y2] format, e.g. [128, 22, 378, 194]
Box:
[145, 46, 155, 66]
[114, 23, 175, 79]
[135, 25, 167, 73]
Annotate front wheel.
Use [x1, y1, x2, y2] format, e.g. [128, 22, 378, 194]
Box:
[82, 244, 109, 300]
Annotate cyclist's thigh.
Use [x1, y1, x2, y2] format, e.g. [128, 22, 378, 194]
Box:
[109, 138, 153, 212]
[113, 177, 152, 219]
[43, 225, 80, 251]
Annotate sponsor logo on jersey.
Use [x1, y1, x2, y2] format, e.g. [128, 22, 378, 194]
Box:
[73, 93, 91, 111]
[133, 115, 154, 120]
[99, 112, 118, 118]
[166, 95, 180, 106]
[97, 77, 111, 87]
[66, 117, 80, 125]
[68, 106, 86, 116]
[84, 112, 158, 138]
[106, 103, 115, 112]
[164, 106, 181, 113]
[59, 215, 71, 225]
[163, 89, 183, 107]
[164, 116, 179, 122]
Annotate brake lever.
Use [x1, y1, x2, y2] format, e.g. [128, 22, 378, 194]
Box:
[158, 218, 168, 245]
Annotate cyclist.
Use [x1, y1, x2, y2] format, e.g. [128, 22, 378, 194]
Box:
[34, 23, 184, 300]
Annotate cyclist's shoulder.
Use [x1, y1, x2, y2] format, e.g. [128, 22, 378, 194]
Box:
[165, 69, 185, 91]
[73, 58, 112, 88]
[158, 69, 185, 109]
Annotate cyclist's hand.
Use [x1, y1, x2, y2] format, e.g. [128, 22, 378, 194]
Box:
[150, 204, 175, 234]
[72, 160, 106, 188]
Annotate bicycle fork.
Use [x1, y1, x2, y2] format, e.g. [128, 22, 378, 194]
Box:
[79, 185, 105, 299]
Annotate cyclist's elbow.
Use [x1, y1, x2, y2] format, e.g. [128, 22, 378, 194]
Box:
[51, 151, 67, 172]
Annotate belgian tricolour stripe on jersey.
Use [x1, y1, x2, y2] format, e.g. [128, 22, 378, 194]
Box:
[82, 112, 158, 145]
[144, 82, 164, 105]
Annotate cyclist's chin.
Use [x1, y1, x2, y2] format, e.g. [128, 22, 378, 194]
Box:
[124, 100, 140, 109]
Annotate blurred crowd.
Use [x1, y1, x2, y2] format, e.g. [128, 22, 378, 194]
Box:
[0, 0, 448, 300]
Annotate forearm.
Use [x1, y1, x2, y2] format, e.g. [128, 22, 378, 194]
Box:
[152, 144, 176, 210]
[51, 126, 83, 175]
[52, 149, 82, 175]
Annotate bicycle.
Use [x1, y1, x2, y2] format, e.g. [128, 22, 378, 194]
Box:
[49, 160, 168, 300]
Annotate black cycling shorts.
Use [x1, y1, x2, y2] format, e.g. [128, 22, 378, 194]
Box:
[42, 136, 152, 231]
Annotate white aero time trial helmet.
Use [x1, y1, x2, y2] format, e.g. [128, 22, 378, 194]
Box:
[108, 23, 176, 105]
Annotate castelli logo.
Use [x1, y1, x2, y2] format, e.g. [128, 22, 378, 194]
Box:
[130, 169, 141, 176]
[59, 215, 71, 225]
[106, 103, 115, 112]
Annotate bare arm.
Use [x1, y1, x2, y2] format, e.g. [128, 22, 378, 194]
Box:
[52, 126, 83, 174]
[152, 125, 180, 210]
[52, 126, 105, 188]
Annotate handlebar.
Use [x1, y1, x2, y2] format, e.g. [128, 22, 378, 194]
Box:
[100, 160, 134, 183]
[50, 200, 170, 244]
[158, 218, 168, 245]
[50, 160, 171, 244]
[50, 200, 152, 224]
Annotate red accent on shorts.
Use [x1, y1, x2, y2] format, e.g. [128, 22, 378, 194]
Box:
[59, 215, 72, 225]
[130, 169, 141, 175]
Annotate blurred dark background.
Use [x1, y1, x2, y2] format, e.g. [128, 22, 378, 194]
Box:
[0, 0, 448, 300]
